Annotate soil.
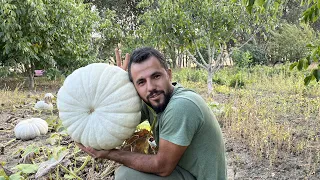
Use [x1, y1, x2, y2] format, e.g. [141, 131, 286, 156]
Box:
[0, 82, 319, 179]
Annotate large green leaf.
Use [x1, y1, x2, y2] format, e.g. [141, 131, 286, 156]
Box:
[304, 75, 314, 85]
[297, 59, 304, 70]
[313, 69, 320, 81]
[13, 164, 38, 174]
[289, 62, 298, 70]
[256, 0, 265, 6]
[8, 173, 22, 180]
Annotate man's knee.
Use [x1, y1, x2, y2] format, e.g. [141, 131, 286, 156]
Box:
[115, 165, 140, 180]
[114, 165, 195, 180]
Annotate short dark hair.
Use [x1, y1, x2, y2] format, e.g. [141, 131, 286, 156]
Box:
[128, 47, 168, 82]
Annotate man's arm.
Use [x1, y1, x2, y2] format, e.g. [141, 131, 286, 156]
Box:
[77, 138, 187, 177]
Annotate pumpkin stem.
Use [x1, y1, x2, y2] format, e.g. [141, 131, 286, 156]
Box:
[89, 108, 95, 114]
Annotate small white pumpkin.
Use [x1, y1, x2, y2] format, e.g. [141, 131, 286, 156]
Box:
[34, 93, 54, 111]
[45, 93, 54, 99]
[14, 118, 49, 140]
[57, 63, 141, 150]
[34, 100, 53, 111]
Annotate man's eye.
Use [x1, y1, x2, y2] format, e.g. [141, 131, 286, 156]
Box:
[137, 81, 145, 86]
[154, 75, 160, 79]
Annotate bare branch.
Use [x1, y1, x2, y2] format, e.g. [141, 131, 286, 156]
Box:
[186, 50, 207, 69]
[194, 43, 208, 66]
[164, 34, 184, 46]
[232, 28, 261, 56]
[212, 44, 224, 72]
[207, 43, 212, 64]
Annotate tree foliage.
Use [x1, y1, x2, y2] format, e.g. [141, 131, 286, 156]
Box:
[137, 0, 283, 94]
[84, 0, 144, 36]
[1, 0, 319, 88]
[0, 0, 100, 89]
[267, 23, 318, 63]
[243, 0, 320, 84]
[93, 10, 123, 61]
[232, 44, 268, 67]
[137, 0, 244, 94]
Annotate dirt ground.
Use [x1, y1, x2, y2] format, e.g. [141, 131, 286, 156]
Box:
[0, 84, 319, 179]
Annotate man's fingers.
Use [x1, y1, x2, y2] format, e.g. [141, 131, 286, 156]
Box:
[115, 47, 130, 71]
[86, 147, 98, 158]
[122, 53, 130, 70]
[75, 142, 85, 149]
[75, 142, 97, 158]
[115, 48, 121, 67]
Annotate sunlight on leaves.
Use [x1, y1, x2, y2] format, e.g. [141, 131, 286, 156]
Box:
[136, 121, 151, 132]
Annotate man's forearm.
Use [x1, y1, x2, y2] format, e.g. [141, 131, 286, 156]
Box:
[76, 140, 180, 177]
[106, 149, 164, 175]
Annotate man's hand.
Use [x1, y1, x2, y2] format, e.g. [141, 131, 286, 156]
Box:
[76, 142, 111, 159]
[115, 48, 130, 70]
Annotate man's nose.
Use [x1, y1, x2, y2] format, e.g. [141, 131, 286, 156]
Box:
[146, 80, 156, 92]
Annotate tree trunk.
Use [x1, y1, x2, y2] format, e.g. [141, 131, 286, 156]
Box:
[207, 66, 213, 97]
[169, 48, 176, 69]
[27, 62, 35, 91]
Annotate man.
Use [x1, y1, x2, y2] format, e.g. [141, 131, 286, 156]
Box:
[78, 47, 227, 179]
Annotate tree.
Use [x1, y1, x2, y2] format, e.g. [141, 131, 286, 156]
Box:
[137, 0, 239, 95]
[0, 0, 100, 89]
[138, 0, 279, 95]
[242, 0, 320, 84]
[266, 23, 319, 64]
[84, 0, 144, 37]
[93, 10, 123, 61]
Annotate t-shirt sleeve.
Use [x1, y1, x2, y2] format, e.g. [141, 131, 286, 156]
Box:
[160, 98, 203, 146]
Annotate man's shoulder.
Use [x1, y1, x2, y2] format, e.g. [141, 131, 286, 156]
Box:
[169, 92, 199, 108]
[165, 91, 204, 119]
[170, 86, 203, 106]
[172, 83, 199, 98]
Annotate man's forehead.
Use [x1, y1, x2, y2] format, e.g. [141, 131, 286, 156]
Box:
[131, 59, 165, 79]
[131, 57, 163, 71]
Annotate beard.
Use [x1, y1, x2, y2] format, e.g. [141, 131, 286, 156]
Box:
[146, 89, 172, 113]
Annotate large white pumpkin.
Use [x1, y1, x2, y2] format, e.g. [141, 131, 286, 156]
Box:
[57, 63, 141, 150]
[14, 118, 48, 140]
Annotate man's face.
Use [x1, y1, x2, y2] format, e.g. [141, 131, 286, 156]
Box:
[130, 56, 174, 113]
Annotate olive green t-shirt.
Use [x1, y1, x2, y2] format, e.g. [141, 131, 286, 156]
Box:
[141, 83, 227, 180]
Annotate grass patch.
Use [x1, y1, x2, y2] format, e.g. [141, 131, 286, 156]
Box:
[174, 65, 320, 176]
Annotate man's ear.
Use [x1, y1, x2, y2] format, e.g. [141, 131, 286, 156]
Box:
[167, 69, 172, 80]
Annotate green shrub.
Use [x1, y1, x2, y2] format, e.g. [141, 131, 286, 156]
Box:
[232, 50, 253, 68]
[212, 76, 225, 85]
[46, 68, 65, 81]
[0, 67, 10, 78]
[173, 68, 207, 83]
[229, 73, 245, 88]
[232, 44, 268, 66]
[266, 23, 319, 64]
[0, 67, 20, 78]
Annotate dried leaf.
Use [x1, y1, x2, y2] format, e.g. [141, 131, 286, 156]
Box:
[35, 150, 68, 178]
[133, 137, 150, 154]
[123, 129, 153, 154]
